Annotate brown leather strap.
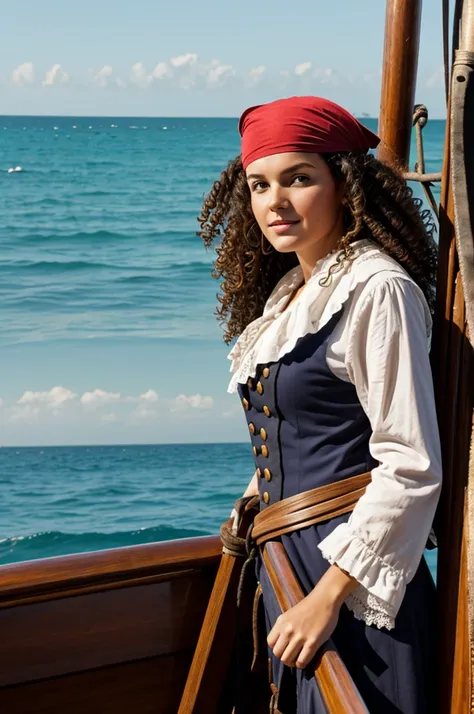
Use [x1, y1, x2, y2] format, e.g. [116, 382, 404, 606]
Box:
[252, 472, 371, 546]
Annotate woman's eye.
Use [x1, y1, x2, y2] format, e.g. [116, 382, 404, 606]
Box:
[251, 181, 268, 191]
[292, 175, 309, 185]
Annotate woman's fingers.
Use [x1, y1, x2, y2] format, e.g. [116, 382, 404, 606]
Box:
[280, 638, 305, 667]
[295, 638, 319, 669]
[270, 632, 291, 660]
[267, 615, 288, 648]
[266, 622, 280, 649]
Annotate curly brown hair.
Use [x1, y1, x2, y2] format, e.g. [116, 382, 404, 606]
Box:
[197, 151, 438, 343]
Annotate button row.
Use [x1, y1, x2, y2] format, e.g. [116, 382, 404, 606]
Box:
[242, 398, 272, 418]
[247, 366, 271, 390]
[248, 424, 268, 440]
[256, 467, 272, 481]
[253, 445, 269, 458]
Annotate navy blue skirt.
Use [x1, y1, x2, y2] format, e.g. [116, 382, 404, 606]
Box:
[256, 514, 436, 714]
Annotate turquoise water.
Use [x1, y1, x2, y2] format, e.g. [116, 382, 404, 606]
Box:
[0, 442, 252, 564]
[0, 116, 444, 571]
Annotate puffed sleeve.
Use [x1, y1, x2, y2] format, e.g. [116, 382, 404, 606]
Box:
[318, 277, 442, 629]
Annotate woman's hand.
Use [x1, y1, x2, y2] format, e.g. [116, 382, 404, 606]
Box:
[230, 470, 260, 533]
[267, 564, 357, 669]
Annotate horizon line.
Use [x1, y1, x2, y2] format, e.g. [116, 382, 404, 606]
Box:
[0, 441, 249, 449]
[0, 112, 449, 121]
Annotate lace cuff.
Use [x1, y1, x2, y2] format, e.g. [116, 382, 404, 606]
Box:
[318, 523, 405, 630]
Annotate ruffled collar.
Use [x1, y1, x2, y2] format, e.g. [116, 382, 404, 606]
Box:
[227, 240, 405, 393]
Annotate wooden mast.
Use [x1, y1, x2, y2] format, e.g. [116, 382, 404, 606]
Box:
[378, 0, 423, 169]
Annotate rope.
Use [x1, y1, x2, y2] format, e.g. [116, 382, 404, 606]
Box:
[403, 104, 442, 218]
[220, 518, 248, 558]
[219, 504, 258, 608]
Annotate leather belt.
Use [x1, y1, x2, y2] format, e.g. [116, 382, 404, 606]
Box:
[252, 472, 371, 546]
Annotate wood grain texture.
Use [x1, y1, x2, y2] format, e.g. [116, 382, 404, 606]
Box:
[378, 0, 423, 169]
[431, 47, 474, 710]
[262, 541, 369, 714]
[0, 536, 221, 713]
[0, 652, 193, 714]
[178, 504, 268, 714]
[0, 571, 214, 686]
[0, 535, 221, 606]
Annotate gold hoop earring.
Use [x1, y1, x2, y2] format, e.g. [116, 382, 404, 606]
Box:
[260, 232, 274, 255]
[243, 220, 260, 247]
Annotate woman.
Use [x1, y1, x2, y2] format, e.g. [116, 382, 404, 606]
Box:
[198, 96, 441, 714]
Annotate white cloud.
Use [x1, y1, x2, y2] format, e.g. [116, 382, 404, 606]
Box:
[129, 56, 200, 89]
[130, 62, 152, 88]
[295, 62, 312, 76]
[170, 53, 198, 69]
[314, 67, 337, 84]
[43, 64, 69, 87]
[17, 386, 77, 408]
[93, 65, 113, 88]
[206, 59, 235, 87]
[2, 386, 218, 429]
[12, 62, 35, 86]
[151, 62, 171, 81]
[80, 389, 121, 407]
[11, 386, 77, 422]
[247, 65, 266, 85]
[170, 393, 213, 412]
[139, 389, 159, 402]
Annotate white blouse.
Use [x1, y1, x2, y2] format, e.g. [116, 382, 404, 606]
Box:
[227, 240, 442, 630]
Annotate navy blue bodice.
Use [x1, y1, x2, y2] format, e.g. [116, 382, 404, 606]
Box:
[237, 312, 377, 509]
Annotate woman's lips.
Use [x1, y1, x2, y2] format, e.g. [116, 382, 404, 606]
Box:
[269, 221, 300, 234]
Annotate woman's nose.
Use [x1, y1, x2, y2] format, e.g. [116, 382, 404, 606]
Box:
[268, 188, 290, 212]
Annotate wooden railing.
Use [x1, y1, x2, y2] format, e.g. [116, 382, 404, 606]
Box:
[0, 534, 222, 606]
[263, 541, 369, 714]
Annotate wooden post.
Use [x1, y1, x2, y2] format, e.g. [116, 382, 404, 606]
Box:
[434, 1, 474, 711]
[377, 0, 423, 169]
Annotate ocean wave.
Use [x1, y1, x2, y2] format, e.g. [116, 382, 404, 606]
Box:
[4, 259, 126, 272]
[3, 228, 196, 244]
[0, 524, 210, 565]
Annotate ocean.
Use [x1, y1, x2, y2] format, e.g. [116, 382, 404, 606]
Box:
[0, 115, 444, 572]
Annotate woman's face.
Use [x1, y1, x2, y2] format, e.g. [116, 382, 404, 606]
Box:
[245, 152, 344, 266]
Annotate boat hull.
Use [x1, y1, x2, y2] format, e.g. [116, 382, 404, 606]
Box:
[0, 536, 221, 714]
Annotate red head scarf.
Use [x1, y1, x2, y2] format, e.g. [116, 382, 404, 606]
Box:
[239, 96, 380, 170]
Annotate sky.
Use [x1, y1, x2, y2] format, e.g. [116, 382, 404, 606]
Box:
[1, 0, 448, 118]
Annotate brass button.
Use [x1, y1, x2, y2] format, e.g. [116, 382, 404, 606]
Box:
[256, 381, 264, 395]
[256, 468, 262, 477]
[263, 468, 272, 482]
[260, 428, 267, 441]
[247, 378, 253, 389]
[261, 445, 269, 458]
[242, 398, 249, 411]
[262, 367, 270, 378]
[253, 446, 258, 457]
[249, 423, 256, 435]
[263, 491, 270, 504]
[263, 406, 271, 417]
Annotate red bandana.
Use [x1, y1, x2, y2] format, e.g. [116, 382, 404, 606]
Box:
[239, 96, 380, 170]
